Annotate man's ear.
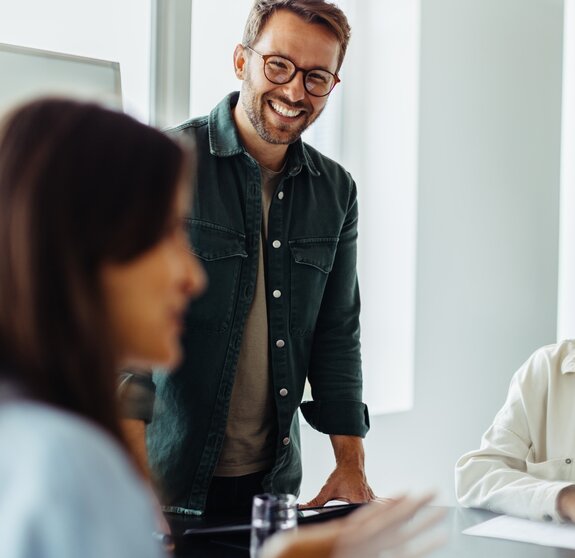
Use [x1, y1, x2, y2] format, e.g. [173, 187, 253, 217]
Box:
[233, 44, 246, 80]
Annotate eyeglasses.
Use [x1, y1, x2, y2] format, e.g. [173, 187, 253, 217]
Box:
[245, 46, 340, 98]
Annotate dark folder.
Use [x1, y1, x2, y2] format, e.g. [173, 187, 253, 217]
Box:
[183, 502, 361, 537]
[176, 503, 362, 552]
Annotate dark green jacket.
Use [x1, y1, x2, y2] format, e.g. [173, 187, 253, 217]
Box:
[147, 92, 369, 515]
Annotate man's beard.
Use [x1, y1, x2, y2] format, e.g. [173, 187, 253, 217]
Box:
[241, 79, 324, 145]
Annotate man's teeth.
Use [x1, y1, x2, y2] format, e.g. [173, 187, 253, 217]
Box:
[270, 101, 302, 118]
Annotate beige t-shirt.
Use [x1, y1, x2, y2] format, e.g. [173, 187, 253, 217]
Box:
[213, 165, 283, 477]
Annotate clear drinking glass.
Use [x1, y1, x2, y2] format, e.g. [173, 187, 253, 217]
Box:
[250, 493, 298, 558]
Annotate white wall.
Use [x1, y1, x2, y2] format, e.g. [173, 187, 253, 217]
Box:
[300, 0, 564, 504]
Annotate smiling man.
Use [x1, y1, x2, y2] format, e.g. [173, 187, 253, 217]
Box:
[125, 0, 374, 516]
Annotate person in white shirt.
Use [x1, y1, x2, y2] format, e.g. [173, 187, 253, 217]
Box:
[0, 97, 443, 558]
[455, 340, 575, 522]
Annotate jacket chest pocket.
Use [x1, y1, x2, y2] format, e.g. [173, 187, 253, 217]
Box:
[186, 219, 247, 332]
[289, 237, 338, 336]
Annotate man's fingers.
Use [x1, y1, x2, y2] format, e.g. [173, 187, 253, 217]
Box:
[300, 495, 329, 509]
[300, 485, 337, 509]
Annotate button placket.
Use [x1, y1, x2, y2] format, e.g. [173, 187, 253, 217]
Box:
[268, 178, 292, 462]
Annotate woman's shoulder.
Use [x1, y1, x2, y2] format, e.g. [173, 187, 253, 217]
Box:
[0, 400, 122, 464]
[0, 401, 136, 494]
[0, 400, 162, 558]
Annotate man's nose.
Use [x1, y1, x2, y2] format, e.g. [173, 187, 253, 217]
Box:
[280, 70, 306, 103]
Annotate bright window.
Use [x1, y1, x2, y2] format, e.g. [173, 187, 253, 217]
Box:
[0, 0, 151, 122]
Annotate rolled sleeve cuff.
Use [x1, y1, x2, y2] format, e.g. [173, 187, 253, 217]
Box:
[300, 400, 370, 437]
[117, 371, 156, 424]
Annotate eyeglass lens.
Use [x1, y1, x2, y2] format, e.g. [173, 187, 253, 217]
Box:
[264, 55, 335, 97]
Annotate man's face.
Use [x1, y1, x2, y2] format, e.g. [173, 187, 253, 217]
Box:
[237, 10, 340, 145]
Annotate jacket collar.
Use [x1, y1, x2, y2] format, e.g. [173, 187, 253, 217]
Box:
[561, 350, 575, 374]
[207, 92, 320, 177]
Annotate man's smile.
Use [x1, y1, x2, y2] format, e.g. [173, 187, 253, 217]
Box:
[268, 99, 306, 119]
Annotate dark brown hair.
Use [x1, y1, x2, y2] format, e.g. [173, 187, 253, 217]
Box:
[0, 98, 186, 444]
[242, 0, 351, 72]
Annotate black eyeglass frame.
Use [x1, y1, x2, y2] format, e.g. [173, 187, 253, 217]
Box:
[244, 45, 340, 98]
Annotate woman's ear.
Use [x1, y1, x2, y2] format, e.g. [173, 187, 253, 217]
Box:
[233, 44, 246, 80]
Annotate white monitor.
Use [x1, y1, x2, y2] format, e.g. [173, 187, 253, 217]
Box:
[0, 42, 122, 118]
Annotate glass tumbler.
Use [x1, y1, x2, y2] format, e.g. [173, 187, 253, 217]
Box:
[250, 493, 297, 558]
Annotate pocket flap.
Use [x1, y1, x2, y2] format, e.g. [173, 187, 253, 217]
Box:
[289, 237, 339, 273]
[186, 219, 247, 261]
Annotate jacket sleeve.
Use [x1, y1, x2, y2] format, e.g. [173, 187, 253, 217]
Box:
[300, 179, 369, 437]
[455, 352, 573, 522]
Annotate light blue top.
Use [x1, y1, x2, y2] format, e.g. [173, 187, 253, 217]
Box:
[0, 400, 165, 558]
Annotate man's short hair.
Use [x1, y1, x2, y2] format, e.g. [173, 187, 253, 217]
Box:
[242, 0, 351, 72]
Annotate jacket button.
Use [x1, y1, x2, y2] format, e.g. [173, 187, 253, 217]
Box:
[272, 240, 282, 249]
[566, 458, 572, 464]
[282, 437, 290, 446]
[276, 339, 285, 348]
[278, 191, 284, 200]
[273, 290, 282, 298]
[279, 388, 288, 397]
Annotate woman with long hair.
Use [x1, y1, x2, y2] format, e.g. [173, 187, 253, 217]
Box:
[0, 97, 206, 557]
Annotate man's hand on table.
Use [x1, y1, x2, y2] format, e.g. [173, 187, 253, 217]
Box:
[300, 434, 376, 508]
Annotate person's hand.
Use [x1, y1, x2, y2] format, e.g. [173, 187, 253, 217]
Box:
[300, 461, 375, 508]
[332, 494, 446, 558]
[261, 494, 445, 558]
[557, 485, 575, 521]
